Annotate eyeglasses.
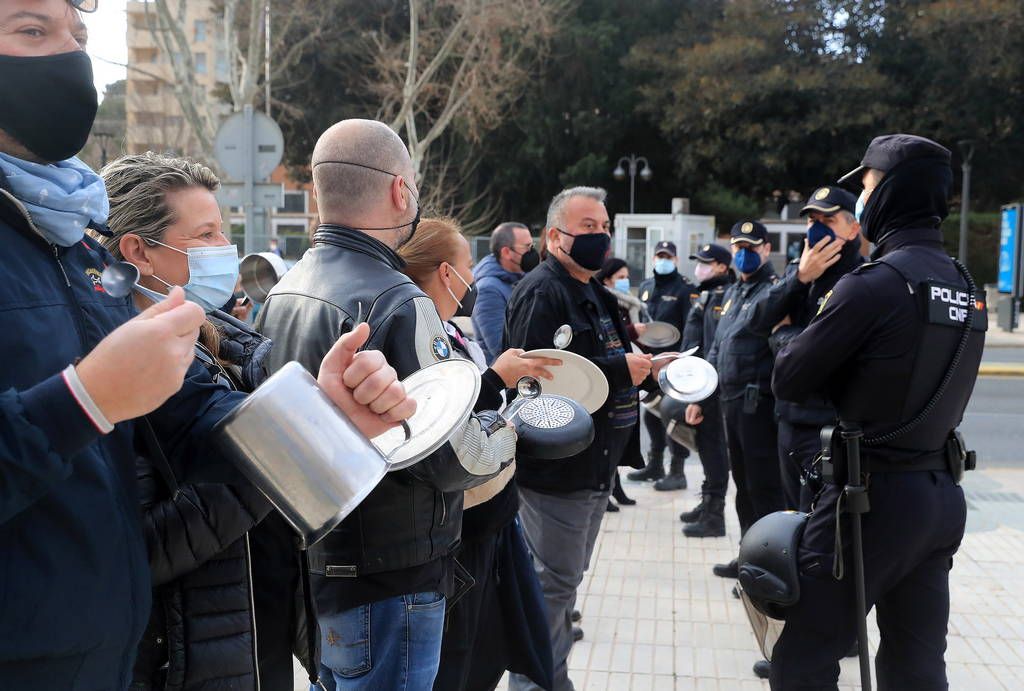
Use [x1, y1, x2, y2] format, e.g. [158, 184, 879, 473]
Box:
[68, 0, 98, 13]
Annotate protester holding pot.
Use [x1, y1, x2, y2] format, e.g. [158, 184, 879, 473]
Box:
[0, 4, 413, 688]
[398, 216, 556, 691]
[256, 119, 517, 690]
[98, 152, 290, 690]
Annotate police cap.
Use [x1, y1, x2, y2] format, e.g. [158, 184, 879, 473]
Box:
[690, 243, 732, 265]
[799, 186, 857, 216]
[837, 134, 952, 185]
[729, 220, 768, 246]
[653, 240, 677, 257]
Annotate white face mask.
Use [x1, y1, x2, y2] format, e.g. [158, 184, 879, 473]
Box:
[694, 262, 715, 283]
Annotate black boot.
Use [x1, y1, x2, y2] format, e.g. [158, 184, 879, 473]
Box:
[753, 660, 771, 679]
[712, 558, 739, 579]
[612, 472, 636, 505]
[679, 497, 705, 523]
[653, 455, 687, 491]
[683, 496, 726, 537]
[605, 500, 619, 513]
[627, 451, 664, 482]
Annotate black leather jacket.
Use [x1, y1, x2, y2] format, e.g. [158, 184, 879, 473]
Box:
[681, 272, 734, 356]
[706, 261, 779, 401]
[255, 226, 515, 585]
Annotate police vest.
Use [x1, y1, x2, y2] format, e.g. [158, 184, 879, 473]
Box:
[836, 249, 986, 453]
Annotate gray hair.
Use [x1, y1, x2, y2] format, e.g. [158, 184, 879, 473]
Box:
[837, 210, 857, 225]
[546, 186, 607, 229]
[490, 221, 528, 258]
[98, 152, 219, 260]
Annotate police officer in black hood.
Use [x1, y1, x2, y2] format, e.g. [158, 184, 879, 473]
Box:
[629, 241, 696, 491]
[749, 187, 864, 511]
[769, 134, 986, 689]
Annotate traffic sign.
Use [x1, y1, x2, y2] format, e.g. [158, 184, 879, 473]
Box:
[214, 107, 284, 181]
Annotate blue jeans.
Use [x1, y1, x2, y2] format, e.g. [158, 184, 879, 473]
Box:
[315, 592, 446, 691]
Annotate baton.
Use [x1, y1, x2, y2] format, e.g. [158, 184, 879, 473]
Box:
[842, 423, 872, 691]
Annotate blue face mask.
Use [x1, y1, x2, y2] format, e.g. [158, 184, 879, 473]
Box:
[149, 240, 240, 313]
[653, 257, 675, 275]
[733, 247, 762, 274]
[614, 277, 630, 293]
[807, 220, 836, 247]
[855, 193, 866, 223]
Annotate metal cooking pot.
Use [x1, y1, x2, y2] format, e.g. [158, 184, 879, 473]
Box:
[239, 252, 288, 303]
[213, 359, 478, 548]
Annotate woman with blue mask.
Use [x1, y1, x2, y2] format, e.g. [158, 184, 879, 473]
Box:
[97, 152, 292, 691]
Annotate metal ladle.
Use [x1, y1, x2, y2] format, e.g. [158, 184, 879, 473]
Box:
[102, 261, 167, 303]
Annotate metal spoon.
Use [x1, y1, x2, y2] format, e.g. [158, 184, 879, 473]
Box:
[102, 261, 167, 303]
[553, 324, 573, 350]
[650, 346, 700, 363]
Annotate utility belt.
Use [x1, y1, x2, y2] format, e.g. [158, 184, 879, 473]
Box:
[818, 426, 976, 486]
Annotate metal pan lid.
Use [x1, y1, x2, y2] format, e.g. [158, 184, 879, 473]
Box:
[637, 321, 681, 349]
[521, 349, 609, 413]
[658, 356, 719, 403]
[372, 359, 481, 470]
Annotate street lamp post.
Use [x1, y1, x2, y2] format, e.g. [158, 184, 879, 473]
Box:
[613, 154, 653, 214]
[958, 140, 975, 265]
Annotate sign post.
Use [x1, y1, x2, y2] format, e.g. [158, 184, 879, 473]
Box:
[214, 105, 284, 253]
[997, 204, 1022, 331]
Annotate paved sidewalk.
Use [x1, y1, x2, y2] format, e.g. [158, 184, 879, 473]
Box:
[296, 466, 1024, 690]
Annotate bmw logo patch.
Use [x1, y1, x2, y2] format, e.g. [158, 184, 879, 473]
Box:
[432, 336, 451, 360]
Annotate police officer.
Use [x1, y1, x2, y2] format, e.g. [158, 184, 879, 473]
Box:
[700, 221, 785, 578]
[748, 187, 864, 510]
[678, 243, 734, 538]
[770, 134, 985, 689]
[629, 241, 696, 490]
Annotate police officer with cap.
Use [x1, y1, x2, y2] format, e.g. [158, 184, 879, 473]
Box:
[677, 243, 734, 538]
[768, 134, 986, 689]
[701, 221, 785, 579]
[630, 240, 696, 491]
[748, 186, 864, 511]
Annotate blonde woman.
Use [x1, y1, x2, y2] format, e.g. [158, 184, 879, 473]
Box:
[400, 217, 556, 691]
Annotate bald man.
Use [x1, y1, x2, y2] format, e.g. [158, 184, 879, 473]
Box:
[256, 119, 517, 690]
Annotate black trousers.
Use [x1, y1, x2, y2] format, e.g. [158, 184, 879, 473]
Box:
[643, 408, 689, 460]
[771, 470, 966, 690]
[777, 419, 822, 512]
[695, 397, 729, 500]
[721, 396, 783, 534]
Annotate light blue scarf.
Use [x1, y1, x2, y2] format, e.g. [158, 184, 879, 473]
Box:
[0, 153, 108, 247]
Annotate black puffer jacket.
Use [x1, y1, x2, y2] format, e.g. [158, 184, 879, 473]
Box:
[130, 311, 273, 691]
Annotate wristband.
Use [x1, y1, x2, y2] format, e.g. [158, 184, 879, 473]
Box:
[62, 364, 115, 434]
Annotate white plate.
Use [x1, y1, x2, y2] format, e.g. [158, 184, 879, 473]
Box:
[637, 321, 681, 349]
[658, 356, 719, 403]
[372, 359, 481, 470]
[521, 349, 609, 414]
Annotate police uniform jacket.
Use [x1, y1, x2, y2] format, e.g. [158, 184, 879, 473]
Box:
[681, 272, 734, 356]
[255, 226, 516, 611]
[706, 261, 779, 401]
[503, 256, 648, 494]
[638, 269, 697, 351]
[774, 227, 985, 463]
[750, 239, 864, 426]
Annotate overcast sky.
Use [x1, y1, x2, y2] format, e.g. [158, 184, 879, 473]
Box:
[83, 0, 128, 100]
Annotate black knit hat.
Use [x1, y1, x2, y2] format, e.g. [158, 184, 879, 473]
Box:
[595, 256, 628, 283]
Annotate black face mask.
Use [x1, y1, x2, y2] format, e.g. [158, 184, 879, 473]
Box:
[515, 247, 540, 273]
[557, 229, 610, 272]
[0, 51, 98, 162]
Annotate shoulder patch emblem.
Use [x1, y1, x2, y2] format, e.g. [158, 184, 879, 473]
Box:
[816, 290, 834, 315]
[641, 290, 650, 302]
[85, 268, 106, 293]
[721, 298, 732, 315]
[432, 335, 451, 360]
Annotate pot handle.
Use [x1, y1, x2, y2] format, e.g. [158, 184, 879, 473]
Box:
[382, 421, 413, 464]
